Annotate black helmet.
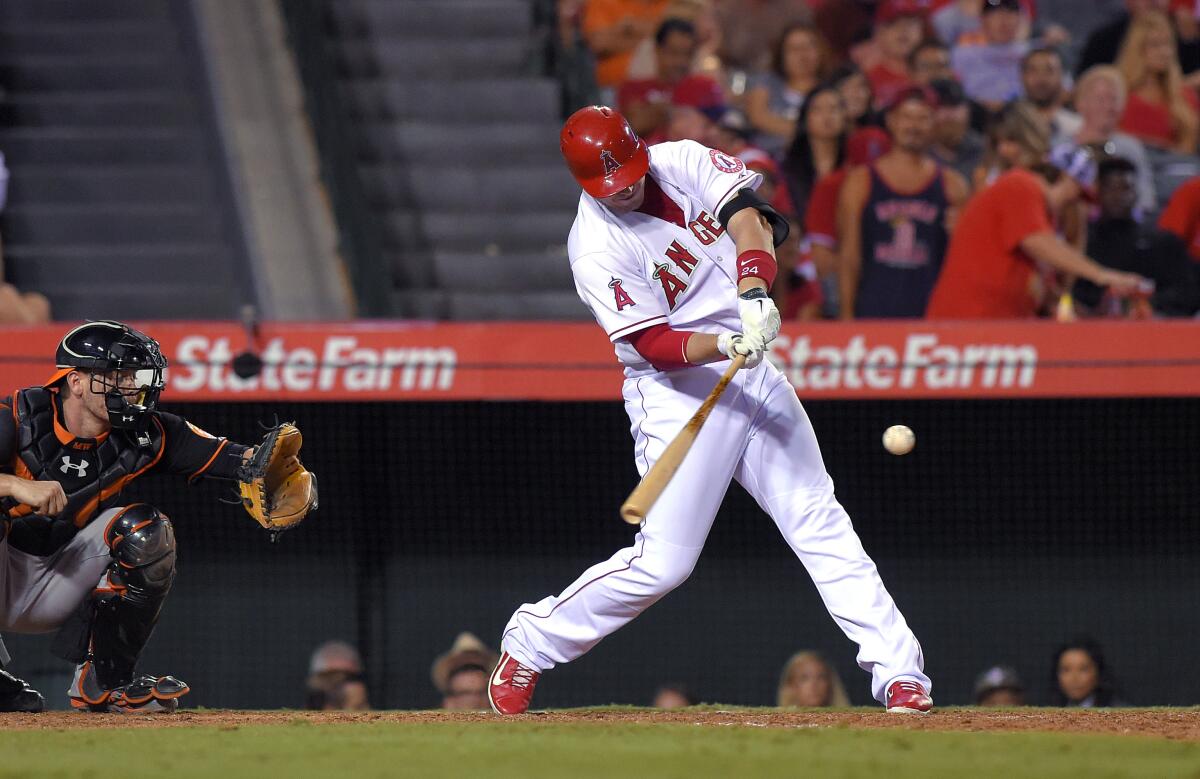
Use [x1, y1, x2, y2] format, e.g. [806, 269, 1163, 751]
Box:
[49, 320, 168, 441]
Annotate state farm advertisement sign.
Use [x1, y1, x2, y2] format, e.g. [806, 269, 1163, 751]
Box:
[0, 320, 1197, 401]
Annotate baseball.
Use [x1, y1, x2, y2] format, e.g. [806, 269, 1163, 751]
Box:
[882, 425, 915, 456]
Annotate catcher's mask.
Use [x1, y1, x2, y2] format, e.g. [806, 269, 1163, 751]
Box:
[47, 320, 168, 444]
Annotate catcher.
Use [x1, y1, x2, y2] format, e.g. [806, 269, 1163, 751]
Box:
[0, 320, 316, 713]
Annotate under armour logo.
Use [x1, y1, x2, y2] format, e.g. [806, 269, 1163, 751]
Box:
[600, 149, 620, 176]
[122, 415, 135, 423]
[60, 456, 89, 478]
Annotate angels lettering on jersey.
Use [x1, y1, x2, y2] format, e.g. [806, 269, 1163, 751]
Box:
[568, 140, 761, 376]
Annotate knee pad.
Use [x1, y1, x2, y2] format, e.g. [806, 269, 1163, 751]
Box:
[103, 504, 176, 600]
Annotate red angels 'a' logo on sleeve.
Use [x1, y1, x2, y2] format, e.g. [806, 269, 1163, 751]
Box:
[608, 277, 636, 311]
[709, 148, 745, 174]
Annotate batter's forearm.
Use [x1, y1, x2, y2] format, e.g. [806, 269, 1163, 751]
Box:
[684, 333, 723, 364]
[0, 473, 19, 498]
[727, 210, 776, 294]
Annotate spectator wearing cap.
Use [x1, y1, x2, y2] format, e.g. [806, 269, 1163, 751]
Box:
[582, 0, 670, 91]
[1115, 9, 1200, 153]
[745, 23, 830, 159]
[801, 126, 892, 317]
[1159, 173, 1200, 258]
[868, 1, 930, 110]
[431, 632, 499, 711]
[929, 78, 987, 181]
[1072, 65, 1157, 212]
[1076, 157, 1200, 315]
[951, 0, 1029, 113]
[974, 665, 1026, 706]
[1020, 47, 1082, 144]
[927, 106, 1150, 318]
[619, 18, 725, 138]
[909, 39, 955, 84]
[839, 86, 968, 318]
[932, 0, 1028, 45]
[304, 640, 370, 711]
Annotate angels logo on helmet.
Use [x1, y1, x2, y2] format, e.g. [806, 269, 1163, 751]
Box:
[600, 150, 621, 177]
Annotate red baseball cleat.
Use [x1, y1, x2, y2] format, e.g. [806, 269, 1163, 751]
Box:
[885, 680, 933, 714]
[488, 651, 540, 715]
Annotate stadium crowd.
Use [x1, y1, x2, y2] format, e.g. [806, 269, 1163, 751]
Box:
[551, 0, 1200, 320]
[306, 633, 1124, 709]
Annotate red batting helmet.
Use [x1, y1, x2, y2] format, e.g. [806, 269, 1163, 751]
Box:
[560, 106, 650, 198]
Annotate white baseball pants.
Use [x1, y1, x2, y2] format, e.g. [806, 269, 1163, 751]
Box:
[0, 508, 117, 634]
[501, 360, 929, 703]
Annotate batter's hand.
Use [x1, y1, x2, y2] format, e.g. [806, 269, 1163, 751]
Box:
[738, 289, 781, 346]
[6, 478, 67, 516]
[717, 331, 766, 369]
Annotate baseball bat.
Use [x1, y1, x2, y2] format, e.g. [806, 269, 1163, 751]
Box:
[620, 354, 746, 524]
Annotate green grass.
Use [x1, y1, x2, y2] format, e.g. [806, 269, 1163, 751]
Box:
[3, 715, 1199, 779]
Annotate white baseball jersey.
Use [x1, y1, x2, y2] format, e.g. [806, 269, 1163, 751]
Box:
[499, 138, 931, 707]
[568, 140, 762, 376]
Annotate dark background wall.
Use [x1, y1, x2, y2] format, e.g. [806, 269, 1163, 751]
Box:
[6, 398, 1198, 710]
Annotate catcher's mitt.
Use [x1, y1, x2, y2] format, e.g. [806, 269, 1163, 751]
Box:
[237, 422, 318, 534]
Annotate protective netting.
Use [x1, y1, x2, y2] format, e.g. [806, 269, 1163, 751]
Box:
[5, 395, 1197, 709]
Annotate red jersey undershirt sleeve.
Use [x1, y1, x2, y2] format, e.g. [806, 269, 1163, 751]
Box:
[625, 324, 694, 371]
[572, 252, 669, 342]
[996, 171, 1053, 251]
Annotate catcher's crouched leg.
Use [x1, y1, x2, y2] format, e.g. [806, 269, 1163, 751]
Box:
[57, 504, 189, 713]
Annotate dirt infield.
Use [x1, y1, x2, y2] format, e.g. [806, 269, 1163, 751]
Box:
[1, 708, 1197, 740]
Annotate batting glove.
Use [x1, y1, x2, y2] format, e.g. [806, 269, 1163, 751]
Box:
[737, 288, 781, 346]
[717, 331, 766, 369]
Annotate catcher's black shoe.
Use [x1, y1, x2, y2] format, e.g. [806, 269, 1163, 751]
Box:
[0, 668, 44, 713]
[69, 662, 188, 713]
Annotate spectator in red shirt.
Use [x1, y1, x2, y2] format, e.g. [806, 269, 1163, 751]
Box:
[868, 1, 929, 110]
[618, 18, 725, 138]
[1116, 9, 1200, 152]
[927, 108, 1148, 318]
[1158, 173, 1200, 259]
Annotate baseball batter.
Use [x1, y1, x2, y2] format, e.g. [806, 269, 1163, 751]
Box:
[0, 321, 316, 712]
[488, 107, 932, 715]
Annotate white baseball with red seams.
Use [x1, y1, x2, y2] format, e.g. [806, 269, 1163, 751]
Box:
[498, 139, 931, 706]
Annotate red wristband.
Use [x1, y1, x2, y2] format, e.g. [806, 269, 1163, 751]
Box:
[736, 249, 777, 290]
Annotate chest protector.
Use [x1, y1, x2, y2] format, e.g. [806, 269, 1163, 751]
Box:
[3, 389, 163, 555]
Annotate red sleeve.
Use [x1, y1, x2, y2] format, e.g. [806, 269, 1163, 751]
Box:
[996, 172, 1052, 252]
[625, 324, 695, 371]
[1159, 178, 1200, 242]
[805, 171, 843, 247]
